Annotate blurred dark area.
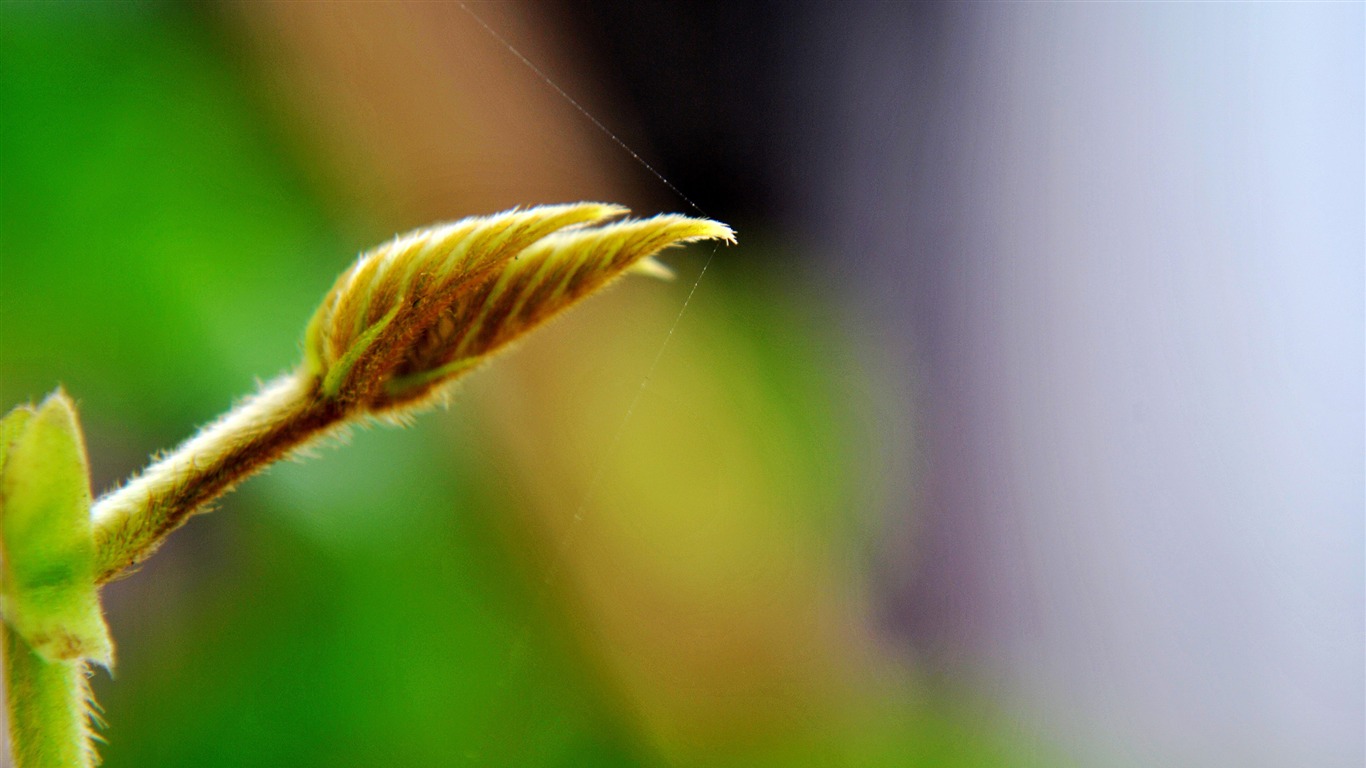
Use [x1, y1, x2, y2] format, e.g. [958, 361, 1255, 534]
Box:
[549, 0, 807, 227]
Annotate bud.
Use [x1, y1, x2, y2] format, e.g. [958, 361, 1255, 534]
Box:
[89, 203, 734, 586]
[302, 203, 735, 412]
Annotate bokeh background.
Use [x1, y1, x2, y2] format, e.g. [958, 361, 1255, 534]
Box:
[1, 2, 1361, 767]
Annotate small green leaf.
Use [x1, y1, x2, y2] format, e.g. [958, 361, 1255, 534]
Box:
[0, 392, 113, 668]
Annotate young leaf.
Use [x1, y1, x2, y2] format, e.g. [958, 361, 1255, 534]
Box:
[302, 202, 630, 405]
[0, 392, 112, 668]
[304, 203, 735, 411]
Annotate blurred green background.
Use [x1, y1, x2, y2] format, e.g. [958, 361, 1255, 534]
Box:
[0, 3, 1045, 766]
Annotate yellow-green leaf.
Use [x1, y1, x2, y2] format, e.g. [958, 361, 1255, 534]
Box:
[0, 392, 112, 668]
[302, 203, 734, 412]
[0, 403, 35, 468]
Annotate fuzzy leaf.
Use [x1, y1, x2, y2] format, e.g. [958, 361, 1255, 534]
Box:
[303, 203, 735, 412]
[302, 202, 630, 404]
[0, 392, 113, 668]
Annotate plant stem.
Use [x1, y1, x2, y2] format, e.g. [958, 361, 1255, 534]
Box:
[90, 373, 346, 584]
[3, 624, 97, 768]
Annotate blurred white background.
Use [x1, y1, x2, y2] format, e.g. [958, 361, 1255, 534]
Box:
[794, 3, 1362, 765]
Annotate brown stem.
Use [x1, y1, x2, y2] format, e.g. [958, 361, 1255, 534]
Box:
[91, 374, 348, 584]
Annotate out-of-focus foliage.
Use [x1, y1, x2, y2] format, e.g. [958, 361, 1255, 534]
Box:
[0, 6, 338, 421]
[0, 5, 1051, 766]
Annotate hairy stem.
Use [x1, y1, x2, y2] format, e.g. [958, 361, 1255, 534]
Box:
[3, 624, 98, 768]
[90, 373, 346, 584]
